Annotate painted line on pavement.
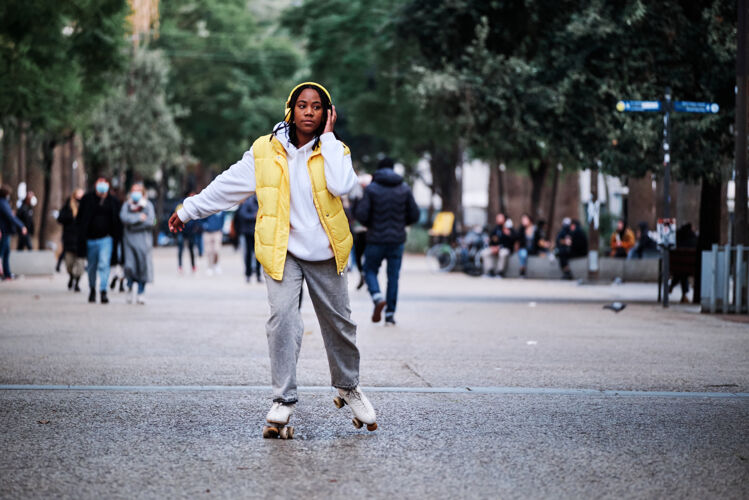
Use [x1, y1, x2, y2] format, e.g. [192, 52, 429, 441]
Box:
[0, 384, 746, 399]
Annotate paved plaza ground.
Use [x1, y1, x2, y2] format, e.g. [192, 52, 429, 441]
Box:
[1, 247, 747, 499]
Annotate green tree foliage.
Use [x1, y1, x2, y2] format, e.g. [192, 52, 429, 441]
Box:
[0, 0, 127, 248]
[287, 0, 735, 222]
[282, 0, 429, 170]
[84, 48, 182, 179]
[155, 0, 301, 170]
[0, 0, 127, 133]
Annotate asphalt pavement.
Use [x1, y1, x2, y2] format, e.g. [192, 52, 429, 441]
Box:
[0, 247, 747, 499]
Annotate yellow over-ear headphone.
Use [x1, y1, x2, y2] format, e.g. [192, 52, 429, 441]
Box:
[284, 82, 332, 123]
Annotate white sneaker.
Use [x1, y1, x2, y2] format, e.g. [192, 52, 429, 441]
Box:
[266, 402, 295, 425]
[127, 287, 136, 304]
[214, 265, 222, 275]
[136, 292, 145, 305]
[336, 386, 377, 430]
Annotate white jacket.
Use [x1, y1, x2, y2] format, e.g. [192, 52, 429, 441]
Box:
[177, 124, 357, 262]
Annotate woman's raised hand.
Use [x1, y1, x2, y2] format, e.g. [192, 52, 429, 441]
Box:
[168, 212, 184, 233]
[324, 104, 337, 135]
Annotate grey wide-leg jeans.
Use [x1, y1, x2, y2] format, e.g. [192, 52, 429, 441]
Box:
[264, 253, 360, 403]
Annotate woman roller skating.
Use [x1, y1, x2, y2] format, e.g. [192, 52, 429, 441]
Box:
[168, 82, 377, 438]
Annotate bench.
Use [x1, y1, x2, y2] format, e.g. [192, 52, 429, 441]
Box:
[8, 250, 56, 276]
[501, 254, 659, 281]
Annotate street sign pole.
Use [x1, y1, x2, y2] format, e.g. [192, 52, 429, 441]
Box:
[662, 88, 672, 308]
[616, 91, 718, 308]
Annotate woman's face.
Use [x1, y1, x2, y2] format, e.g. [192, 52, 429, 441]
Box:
[293, 88, 324, 137]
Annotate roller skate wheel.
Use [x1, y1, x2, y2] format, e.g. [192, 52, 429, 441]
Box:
[333, 396, 346, 409]
[262, 425, 279, 439]
[366, 422, 378, 432]
[352, 418, 363, 429]
[279, 426, 294, 439]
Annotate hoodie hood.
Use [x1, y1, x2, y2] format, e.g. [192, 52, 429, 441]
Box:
[373, 167, 403, 187]
[272, 122, 317, 154]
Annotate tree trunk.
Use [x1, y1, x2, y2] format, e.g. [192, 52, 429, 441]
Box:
[429, 143, 461, 229]
[694, 175, 722, 303]
[528, 159, 549, 221]
[735, 0, 749, 245]
[155, 163, 167, 245]
[18, 121, 27, 185]
[487, 160, 500, 226]
[547, 163, 561, 239]
[38, 138, 56, 251]
[1, 120, 13, 185]
[498, 163, 507, 215]
[588, 166, 600, 280]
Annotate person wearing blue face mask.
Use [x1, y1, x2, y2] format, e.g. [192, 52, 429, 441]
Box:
[120, 183, 155, 304]
[76, 176, 122, 304]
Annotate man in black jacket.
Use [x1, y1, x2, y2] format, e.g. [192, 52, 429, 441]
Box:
[355, 158, 420, 326]
[76, 177, 121, 304]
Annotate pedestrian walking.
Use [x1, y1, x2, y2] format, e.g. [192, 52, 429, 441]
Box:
[120, 183, 155, 304]
[670, 222, 698, 303]
[168, 82, 377, 438]
[346, 173, 370, 290]
[235, 194, 262, 283]
[108, 187, 127, 293]
[56, 189, 85, 291]
[16, 192, 35, 251]
[175, 192, 201, 274]
[0, 184, 28, 280]
[354, 157, 419, 326]
[202, 211, 224, 275]
[76, 176, 121, 304]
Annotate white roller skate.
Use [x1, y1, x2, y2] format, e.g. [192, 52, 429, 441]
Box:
[262, 402, 295, 439]
[333, 386, 378, 431]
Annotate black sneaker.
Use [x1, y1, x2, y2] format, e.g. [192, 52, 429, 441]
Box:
[88, 289, 96, 303]
[100, 291, 109, 304]
[372, 300, 386, 323]
[67, 276, 74, 290]
[74, 278, 81, 292]
[385, 316, 396, 327]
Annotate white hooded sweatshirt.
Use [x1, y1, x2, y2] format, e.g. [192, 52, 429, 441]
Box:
[177, 123, 357, 262]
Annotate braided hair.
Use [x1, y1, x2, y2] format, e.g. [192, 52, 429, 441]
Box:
[271, 84, 339, 150]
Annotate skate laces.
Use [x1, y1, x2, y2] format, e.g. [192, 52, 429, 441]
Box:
[346, 388, 363, 403]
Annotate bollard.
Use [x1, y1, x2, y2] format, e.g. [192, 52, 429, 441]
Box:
[723, 245, 731, 314]
[736, 245, 744, 314]
[710, 244, 719, 313]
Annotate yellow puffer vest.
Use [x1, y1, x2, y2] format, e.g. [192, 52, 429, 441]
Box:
[253, 134, 353, 280]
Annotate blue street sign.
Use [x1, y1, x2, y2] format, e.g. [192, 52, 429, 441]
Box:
[616, 100, 662, 112]
[673, 101, 720, 114]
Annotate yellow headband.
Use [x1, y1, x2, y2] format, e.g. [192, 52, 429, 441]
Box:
[284, 82, 332, 122]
